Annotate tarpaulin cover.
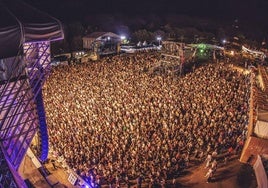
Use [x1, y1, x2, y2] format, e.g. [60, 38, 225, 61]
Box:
[0, 0, 64, 59]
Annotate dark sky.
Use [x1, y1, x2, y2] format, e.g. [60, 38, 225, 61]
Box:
[23, 0, 268, 22]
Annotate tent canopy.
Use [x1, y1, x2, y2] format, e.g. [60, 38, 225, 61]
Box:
[0, 0, 64, 58]
[83, 32, 121, 41]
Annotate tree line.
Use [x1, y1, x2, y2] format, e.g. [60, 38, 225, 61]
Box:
[51, 14, 267, 55]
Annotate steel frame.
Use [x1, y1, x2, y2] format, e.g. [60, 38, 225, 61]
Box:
[0, 41, 51, 174]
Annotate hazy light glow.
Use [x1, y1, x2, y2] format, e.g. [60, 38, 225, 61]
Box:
[198, 43, 206, 49]
[156, 37, 162, 46]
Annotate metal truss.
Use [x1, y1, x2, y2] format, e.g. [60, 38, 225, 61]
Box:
[0, 41, 51, 173]
[0, 148, 18, 188]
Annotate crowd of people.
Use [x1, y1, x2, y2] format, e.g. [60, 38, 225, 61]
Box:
[43, 52, 250, 187]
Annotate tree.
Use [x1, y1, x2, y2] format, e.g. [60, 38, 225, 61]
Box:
[132, 29, 154, 44]
[153, 30, 166, 40]
[71, 36, 83, 51]
[163, 24, 175, 38]
[51, 39, 70, 55]
[217, 27, 226, 41]
[66, 22, 85, 52]
[68, 22, 84, 36]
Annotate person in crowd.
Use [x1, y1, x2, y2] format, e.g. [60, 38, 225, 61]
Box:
[211, 159, 218, 173]
[205, 168, 213, 183]
[205, 154, 212, 169]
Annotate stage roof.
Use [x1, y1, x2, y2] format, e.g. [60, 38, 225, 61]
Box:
[0, 0, 64, 58]
[83, 32, 121, 40]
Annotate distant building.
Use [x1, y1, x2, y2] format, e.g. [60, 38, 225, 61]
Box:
[82, 32, 121, 55]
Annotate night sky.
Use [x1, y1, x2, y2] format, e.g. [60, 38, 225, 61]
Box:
[23, 0, 268, 22]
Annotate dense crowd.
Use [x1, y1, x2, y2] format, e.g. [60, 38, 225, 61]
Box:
[43, 52, 250, 187]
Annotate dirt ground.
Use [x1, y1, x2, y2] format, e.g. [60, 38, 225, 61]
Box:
[174, 156, 256, 188]
[162, 154, 257, 188]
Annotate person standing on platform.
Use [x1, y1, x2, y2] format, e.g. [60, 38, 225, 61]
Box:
[51, 159, 57, 170]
